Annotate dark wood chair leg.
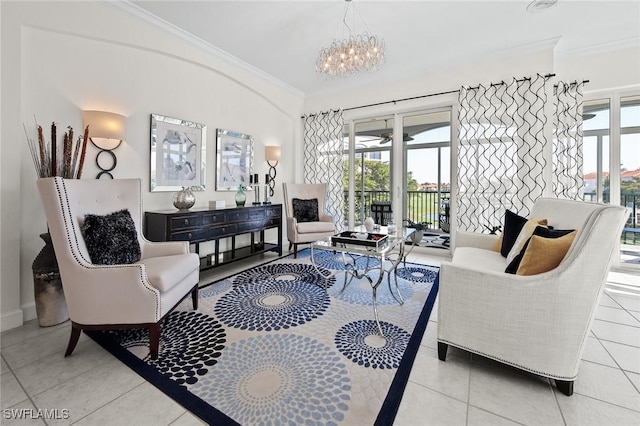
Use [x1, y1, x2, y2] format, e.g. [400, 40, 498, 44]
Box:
[293, 244, 298, 259]
[289, 241, 293, 250]
[437, 342, 448, 361]
[65, 325, 82, 357]
[149, 324, 160, 360]
[191, 286, 199, 310]
[555, 379, 574, 396]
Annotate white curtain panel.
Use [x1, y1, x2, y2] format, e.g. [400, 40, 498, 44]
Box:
[302, 109, 345, 232]
[553, 81, 585, 200]
[457, 75, 584, 232]
[457, 75, 548, 232]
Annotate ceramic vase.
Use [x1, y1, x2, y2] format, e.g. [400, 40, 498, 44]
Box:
[32, 233, 69, 327]
[235, 185, 246, 206]
[364, 216, 375, 232]
[173, 186, 196, 210]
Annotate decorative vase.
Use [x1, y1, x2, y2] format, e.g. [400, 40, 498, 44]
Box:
[364, 216, 375, 232]
[32, 233, 69, 327]
[173, 187, 196, 210]
[235, 184, 246, 207]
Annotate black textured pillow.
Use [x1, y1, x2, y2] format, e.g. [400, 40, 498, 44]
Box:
[505, 226, 575, 274]
[500, 210, 530, 257]
[292, 198, 319, 223]
[81, 209, 141, 265]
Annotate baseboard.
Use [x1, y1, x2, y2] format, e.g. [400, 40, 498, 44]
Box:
[1, 309, 24, 331]
[21, 301, 37, 322]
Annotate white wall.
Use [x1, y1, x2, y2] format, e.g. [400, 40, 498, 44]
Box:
[1, 1, 303, 330]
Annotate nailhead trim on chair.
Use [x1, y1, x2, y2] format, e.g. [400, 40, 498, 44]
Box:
[438, 338, 577, 381]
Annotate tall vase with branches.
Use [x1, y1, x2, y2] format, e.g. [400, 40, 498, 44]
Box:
[26, 120, 91, 326]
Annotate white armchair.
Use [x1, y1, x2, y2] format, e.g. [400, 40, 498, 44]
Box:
[437, 198, 629, 396]
[282, 183, 336, 258]
[37, 177, 200, 359]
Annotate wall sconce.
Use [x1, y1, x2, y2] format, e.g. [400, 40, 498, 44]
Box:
[82, 110, 126, 179]
[265, 145, 281, 197]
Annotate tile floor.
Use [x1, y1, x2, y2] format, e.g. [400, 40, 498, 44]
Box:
[2, 250, 639, 425]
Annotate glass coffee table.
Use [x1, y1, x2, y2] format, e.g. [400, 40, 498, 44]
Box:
[310, 227, 415, 336]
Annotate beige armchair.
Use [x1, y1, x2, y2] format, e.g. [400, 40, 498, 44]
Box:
[438, 198, 629, 395]
[37, 177, 200, 359]
[282, 183, 336, 258]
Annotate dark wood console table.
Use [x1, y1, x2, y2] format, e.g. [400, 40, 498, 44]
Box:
[144, 204, 282, 271]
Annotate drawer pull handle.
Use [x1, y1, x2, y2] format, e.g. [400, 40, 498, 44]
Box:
[213, 215, 217, 221]
[188, 233, 193, 239]
[184, 219, 190, 225]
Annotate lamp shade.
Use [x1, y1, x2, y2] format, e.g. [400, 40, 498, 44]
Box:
[83, 111, 126, 141]
[265, 145, 281, 162]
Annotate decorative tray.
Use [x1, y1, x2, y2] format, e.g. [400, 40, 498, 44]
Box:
[331, 231, 389, 249]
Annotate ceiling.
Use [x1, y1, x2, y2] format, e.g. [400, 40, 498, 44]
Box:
[128, 1, 640, 97]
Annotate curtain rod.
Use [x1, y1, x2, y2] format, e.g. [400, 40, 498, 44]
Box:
[301, 73, 590, 118]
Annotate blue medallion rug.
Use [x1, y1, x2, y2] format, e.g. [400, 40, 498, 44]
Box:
[87, 249, 439, 425]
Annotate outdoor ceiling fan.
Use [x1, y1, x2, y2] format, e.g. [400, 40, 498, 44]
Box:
[379, 133, 414, 144]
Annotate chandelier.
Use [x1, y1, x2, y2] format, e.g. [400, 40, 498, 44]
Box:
[316, 0, 385, 78]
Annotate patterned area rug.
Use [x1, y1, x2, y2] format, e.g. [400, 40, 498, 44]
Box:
[88, 249, 439, 425]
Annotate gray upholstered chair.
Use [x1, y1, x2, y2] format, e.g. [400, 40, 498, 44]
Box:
[37, 177, 200, 359]
[438, 198, 629, 395]
[282, 182, 336, 258]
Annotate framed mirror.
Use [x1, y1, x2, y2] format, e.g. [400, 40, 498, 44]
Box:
[216, 128, 254, 191]
[150, 114, 206, 192]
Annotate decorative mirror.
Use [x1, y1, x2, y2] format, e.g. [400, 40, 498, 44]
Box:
[215, 128, 254, 191]
[150, 114, 206, 192]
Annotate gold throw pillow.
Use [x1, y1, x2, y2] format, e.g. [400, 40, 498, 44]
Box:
[516, 231, 577, 276]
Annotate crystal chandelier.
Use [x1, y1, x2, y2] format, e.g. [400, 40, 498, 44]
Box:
[316, 0, 385, 78]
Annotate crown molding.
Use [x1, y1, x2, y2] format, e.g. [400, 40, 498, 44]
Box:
[556, 37, 640, 58]
[107, 0, 305, 98]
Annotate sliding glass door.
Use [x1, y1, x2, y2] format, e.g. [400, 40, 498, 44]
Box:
[583, 93, 640, 268]
[343, 117, 393, 226]
[620, 95, 640, 267]
[402, 110, 452, 248]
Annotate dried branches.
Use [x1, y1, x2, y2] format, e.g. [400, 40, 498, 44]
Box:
[24, 119, 90, 179]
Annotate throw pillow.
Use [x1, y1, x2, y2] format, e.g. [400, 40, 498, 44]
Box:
[499, 209, 547, 257]
[505, 226, 575, 274]
[292, 198, 319, 223]
[81, 209, 141, 265]
[517, 230, 577, 275]
[505, 219, 549, 265]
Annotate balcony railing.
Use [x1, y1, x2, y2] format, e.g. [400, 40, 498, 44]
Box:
[583, 192, 639, 229]
[344, 191, 639, 242]
[344, 190, 450, 230]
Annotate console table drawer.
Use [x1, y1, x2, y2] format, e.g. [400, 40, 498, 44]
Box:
[203, 212, 226, 225]
[227, 210, 249, 223]
[170, 228, 208, 242]
[170, 215, 202, 230]
[210, 224, 238, 238]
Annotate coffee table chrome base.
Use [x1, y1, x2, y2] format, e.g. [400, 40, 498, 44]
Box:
[310, 228, 414, 337]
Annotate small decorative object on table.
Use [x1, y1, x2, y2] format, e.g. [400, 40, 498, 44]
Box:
[173, 186, 196, 210]
[364, 215, 375, 232]
[235, 184, 247, 206]
[387, 215, 397, 235]
[404, 219, 431, 244]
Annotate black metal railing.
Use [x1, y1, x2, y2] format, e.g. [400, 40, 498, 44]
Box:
[344, 190, 451, 230]
[343, 190, 639, 244]
[584, 192, 639, 229]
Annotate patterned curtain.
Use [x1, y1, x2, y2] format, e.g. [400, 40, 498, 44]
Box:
[457, 74, 548, 232]
[302, 109, 344, 231]
[553, 81, 585, 199]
